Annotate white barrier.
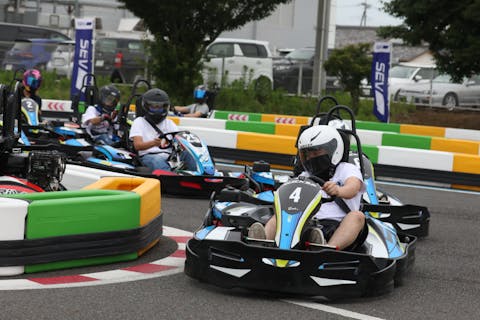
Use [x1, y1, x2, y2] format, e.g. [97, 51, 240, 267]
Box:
[0, 198, 29, 276]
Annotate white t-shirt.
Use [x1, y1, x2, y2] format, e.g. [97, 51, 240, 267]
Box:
[186, 103, 209, 116]
[129, 117, 179, 157]
[302, 162, 366, 221]
[82, 105, 112, 136]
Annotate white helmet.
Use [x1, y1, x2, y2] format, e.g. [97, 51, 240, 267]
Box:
[297, 125, 344, 177]
[328, 118, 351, 131]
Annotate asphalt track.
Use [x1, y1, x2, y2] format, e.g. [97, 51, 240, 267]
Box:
[0, 181, 478, 320]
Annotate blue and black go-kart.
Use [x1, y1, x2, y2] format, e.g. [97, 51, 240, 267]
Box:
[184, 172, 430, 299]
[185, 104, 430, 298]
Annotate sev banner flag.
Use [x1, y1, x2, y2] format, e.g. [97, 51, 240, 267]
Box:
[371, 42, 392, 122]
[70, 18, 94, 100]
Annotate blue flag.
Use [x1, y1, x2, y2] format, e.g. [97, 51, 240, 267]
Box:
[371, 42, 391, 122]
[70, 18, 94, 100]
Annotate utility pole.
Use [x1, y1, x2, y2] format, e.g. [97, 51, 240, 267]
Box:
[360, 0, 371, 26]
[312, 0, 331, 96]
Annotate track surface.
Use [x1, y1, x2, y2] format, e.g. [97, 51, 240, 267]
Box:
[0, 182, 478, 320]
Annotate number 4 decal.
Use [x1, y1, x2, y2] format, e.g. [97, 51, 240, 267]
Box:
[289, 187, 302, 203]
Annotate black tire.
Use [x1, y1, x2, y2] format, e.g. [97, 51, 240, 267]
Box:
[393, 90, 401, 102]
[442, 92, 458, 110]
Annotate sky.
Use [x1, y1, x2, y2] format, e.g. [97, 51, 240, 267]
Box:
[335, 0, 403, 27]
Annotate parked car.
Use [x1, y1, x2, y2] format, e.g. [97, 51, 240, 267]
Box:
[2, 38, 61, 71]
[397, 74, 480, 109]
[0, 22, 70, 62]
[360, 62, 439, 100]
[273, 47, 341, 94]
[94, 36, 148, 83]
[46, 40, 75, 77]
[389, 62, 439, 100]
[202, 38, 273, 87]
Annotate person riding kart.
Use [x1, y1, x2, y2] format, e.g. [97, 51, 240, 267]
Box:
[22, 69, 43, 107]
[81, 84, 121, 145]
[129, 88, 181, 171]
[249, 125, 368, 251]
[173, 85, 210, 118]
[21, 69, 43, 122]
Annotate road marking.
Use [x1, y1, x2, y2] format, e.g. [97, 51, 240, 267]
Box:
[0, 226, 191, 291]
[283, 299, 386, 320]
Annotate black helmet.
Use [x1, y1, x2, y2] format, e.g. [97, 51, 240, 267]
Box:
[99, 85, 120, 113]
[142, 88, 170, 124]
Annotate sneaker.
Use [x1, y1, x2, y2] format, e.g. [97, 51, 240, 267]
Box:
[308, 227, 326, 245]
[248, 222, 266, 240]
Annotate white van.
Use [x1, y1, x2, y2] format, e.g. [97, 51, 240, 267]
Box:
[202, 38, 273, 87]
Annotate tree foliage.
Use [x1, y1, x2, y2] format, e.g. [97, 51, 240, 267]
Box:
[118, 0, 291, 103]
[378, 0, 480, 82]
[323, 43, 371, 113]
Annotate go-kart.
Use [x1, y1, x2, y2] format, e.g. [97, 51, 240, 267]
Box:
[0, 81, 67, 194]
[58, 76, 248, 197]
[185, 174, 429, 298]
[185, 104, 430, 299]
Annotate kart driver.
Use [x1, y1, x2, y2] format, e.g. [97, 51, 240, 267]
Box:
[173, 85, 210, 118]
[22, 69, 43, 108]
[82, 85, 121, 145]
[129, 88, 179, 171]
[248, 125, 368, 251]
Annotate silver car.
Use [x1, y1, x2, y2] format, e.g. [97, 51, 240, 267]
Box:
[397, 74, 480, 109]
[46, 40, 75, 78]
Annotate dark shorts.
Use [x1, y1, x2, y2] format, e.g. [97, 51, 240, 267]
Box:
[311, 218, 368, 251]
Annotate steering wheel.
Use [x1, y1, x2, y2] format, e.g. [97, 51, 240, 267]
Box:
[157, 130, 189, 149]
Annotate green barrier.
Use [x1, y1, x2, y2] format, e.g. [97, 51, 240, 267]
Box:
[382, 133, 432, 150]
[214, 110, 262, 122]
[351, 144, 379, 164]
[357, 121, 401, 133]
[226, 120, 275, 134]
[8, 189, 140, 273]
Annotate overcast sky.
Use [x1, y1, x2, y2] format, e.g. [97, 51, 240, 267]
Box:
[335, 0, 403, 26]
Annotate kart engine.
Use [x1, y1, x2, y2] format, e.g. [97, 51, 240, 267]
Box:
[27, 150, 66, 191]
[2, 150, 67, 191]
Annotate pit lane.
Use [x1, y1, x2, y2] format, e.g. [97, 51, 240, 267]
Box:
[0, 179, 478, 320]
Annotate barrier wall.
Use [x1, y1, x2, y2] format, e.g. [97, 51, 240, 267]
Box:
[210, 110, 480, 142]
[179, 125, 480, 179]
[41, 99, 480, 143]
[0, 177, 162, 275]
[172, 117, 480, 156]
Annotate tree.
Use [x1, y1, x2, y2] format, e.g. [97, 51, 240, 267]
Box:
[118, 0, 291, 104]
[323, 43, 371, 113]
[378, 0, 480, 82]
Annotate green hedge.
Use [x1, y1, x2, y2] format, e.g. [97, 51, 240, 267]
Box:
[0, 70, 416, 123]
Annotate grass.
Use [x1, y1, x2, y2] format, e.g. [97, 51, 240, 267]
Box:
[0, 70, 416, 123]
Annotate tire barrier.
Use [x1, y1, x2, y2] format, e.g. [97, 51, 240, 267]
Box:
[0, 177, 162, 276]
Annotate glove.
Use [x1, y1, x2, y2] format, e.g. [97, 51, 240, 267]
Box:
[176, 112, 184, 117]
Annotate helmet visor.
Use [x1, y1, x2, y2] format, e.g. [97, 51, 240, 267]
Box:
[103, 93, 119, 107]
[194, 88, 206, 99]
[25, 76, 40, 90]
[299, 138, 337, 163]
[146, 102, 169, 113]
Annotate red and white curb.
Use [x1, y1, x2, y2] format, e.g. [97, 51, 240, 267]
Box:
[0, 226, 192, 291]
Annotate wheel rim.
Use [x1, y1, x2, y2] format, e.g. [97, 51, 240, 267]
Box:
[444, 95, 456, 109]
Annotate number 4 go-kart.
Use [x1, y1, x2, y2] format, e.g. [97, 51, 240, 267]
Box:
[185, 107, 430, 299]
